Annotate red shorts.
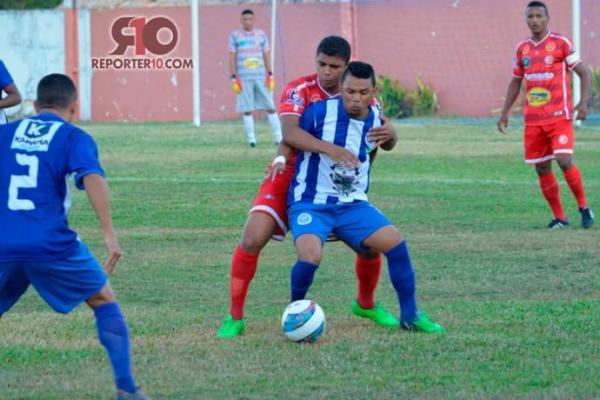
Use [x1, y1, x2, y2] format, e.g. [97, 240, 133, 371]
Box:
[524, 119, 574, 164]
[250, 161, 295, 241]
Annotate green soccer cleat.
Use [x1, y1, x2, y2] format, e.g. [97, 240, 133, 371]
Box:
[115, 388, 151, 400]
[401, 312, 446, 334]
[216, 315, 246, 339]
[351, 300, 400, 327]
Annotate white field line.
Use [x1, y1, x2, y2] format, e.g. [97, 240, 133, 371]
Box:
[106, 176, 600, 187]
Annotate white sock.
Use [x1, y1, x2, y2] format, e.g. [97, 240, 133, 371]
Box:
[243, 115, 256, 143]
[267, 113, 282, 143]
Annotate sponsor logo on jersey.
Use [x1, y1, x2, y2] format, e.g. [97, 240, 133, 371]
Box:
[243, 57, 261, 70]
[545, 42, 556, 52]
[544, 55, 554, 65]
[527, 87, 551, 107]
[11, 119, 62, 152]
[523, 56, 531, 68]
[525, 72, 554, 81]
[310, 94, 322, 104]
[297, 213, 312, 226]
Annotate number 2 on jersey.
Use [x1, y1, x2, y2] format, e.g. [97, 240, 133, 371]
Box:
[8, 153, 39, 211]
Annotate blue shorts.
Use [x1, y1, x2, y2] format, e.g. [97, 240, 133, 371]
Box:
[0, 242, 107, 315]
[288, 201, 392, 253]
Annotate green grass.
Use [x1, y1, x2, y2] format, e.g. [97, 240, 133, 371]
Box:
[1, 120, 599, 399]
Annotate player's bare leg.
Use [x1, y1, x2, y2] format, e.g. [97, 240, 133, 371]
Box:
[217, 212, 277, 338]
[555, 154, 594, 228]
[87, 284, 149, 399]
[535, 161, 569, 228]
[363, 226, 445, 333]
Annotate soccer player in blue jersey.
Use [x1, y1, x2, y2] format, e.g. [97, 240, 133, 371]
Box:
[0, 74, 149, 399]
[284, 62, 445, 333]
[0, 59, 22, 124]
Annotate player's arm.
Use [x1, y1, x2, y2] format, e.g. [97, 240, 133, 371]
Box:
[0, 83, 22, 109]
[281, 114, 359, 167]
[497, 76, 523, 134]
[83, 174, 122, 275]
[573, 62, 591, 120]
[265, 141, 294, 181]
[368, 115, 397, 151]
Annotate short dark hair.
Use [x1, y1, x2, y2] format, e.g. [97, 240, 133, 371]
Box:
[526, 1, 548, 16]
[241, 9, 254, 16]
[316, 36, 351, 64]
[341, 61, 376, 87]
[37, 74, 77, 110]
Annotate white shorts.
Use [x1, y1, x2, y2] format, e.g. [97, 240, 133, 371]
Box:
[236, 79, 275, 113]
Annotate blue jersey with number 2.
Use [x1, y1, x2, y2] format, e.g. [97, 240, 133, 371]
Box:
[0, 113, 104, 263]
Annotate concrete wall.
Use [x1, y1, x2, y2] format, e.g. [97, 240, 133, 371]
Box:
[0, 10, 66, 118]
[2, 1, 600, 121]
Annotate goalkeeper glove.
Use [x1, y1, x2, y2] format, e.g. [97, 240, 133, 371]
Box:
[230, 75, 242, 94]
[265, 72, 275, 92]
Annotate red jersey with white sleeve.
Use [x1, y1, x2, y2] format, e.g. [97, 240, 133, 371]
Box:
[249, 73, 338, 240]
[512, 31, 581, 126]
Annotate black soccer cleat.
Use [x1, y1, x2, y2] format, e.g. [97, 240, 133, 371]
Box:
[249, 141, 256, 148]
[579, 208, 595, 229]
[547, 218, 570, 229]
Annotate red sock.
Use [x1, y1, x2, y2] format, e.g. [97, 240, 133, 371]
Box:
[563, 165, 588, 209]
[538, 173, 566, 220]
[355, 254, 382, 309]
[229, 245, 259, 320]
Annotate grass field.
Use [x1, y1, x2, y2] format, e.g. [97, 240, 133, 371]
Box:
[1, 119, 600, 399]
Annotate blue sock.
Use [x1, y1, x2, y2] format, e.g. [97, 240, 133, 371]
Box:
[290, 260, 319, 301]
[385, 241, 418, 323]
[94, 302, 137, 393]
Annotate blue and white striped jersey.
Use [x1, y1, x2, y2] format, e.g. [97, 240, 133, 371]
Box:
[289, 98, 381, 205]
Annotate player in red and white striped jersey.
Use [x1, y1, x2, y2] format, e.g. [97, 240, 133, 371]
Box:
[497, 1, 594, 229]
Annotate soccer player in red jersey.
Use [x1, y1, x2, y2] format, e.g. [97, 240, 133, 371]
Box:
[498, 1, 594, 229]
[217, 36, 398, 338]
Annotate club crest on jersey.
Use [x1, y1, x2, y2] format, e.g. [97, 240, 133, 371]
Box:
[526, 87, 551, 107]
[330, 164, 359, 197]
[310, 94, 322, 104]
[11, 119, 62, 152]
[522, 45, 530, 55]
[297, 213, 312, 226]
[545, 42, 556, 52]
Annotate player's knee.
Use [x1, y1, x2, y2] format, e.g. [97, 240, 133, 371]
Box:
[535, 163, 552, 176]
[239, 234, 268, 254]
[359, 248, 380, 260]
[297, 248, 322, 265]
[86, 283, 116, 308]
[556, 157, 573, 171]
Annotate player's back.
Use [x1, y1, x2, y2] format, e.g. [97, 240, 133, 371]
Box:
[0, 113, 103, 263]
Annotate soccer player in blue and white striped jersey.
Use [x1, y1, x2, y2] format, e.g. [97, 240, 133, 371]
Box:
[286, 62, 445, 333]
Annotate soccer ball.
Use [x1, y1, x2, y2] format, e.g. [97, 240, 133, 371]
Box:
[281, 299, 326, 343]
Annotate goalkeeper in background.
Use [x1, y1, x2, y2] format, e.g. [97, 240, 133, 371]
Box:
[228, 9, 281, 147]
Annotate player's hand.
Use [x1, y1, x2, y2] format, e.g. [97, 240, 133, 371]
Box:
[103, 231, 122, 275]
[327, 145, 360, 168]
[231, 76, 242, 94]
[265, 156, 286, 181]
[497, 114, 509, 134]
[574, 102, 588, 120]
[265, 73, 275, 92]
[367, 116, 397, 150]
